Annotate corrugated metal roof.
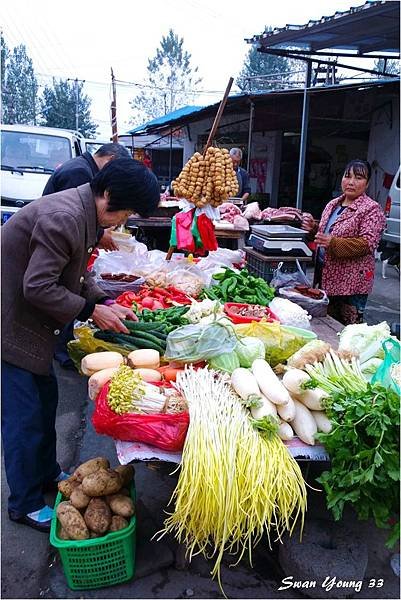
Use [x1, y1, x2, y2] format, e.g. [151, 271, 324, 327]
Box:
[126, 105, 205, 135]
[127, 78, 399, 136]
[247, 0, 400, 55]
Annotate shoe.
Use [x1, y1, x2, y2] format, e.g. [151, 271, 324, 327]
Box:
[43, 471, 70, 493]
[9, 505, 53, 532]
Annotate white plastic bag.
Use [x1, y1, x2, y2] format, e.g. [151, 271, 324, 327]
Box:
[278, 287, 329, 317]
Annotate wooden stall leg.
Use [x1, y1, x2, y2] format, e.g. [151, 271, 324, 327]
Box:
[166, 245, 175, 261]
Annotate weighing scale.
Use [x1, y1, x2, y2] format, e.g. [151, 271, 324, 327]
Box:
[248, 224, 312, 258]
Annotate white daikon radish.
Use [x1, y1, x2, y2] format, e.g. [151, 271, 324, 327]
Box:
[277, 395, 296, 422]
[311, 410, 332, 433]
[251, 359, 291, 405]
[128, 349, 160, 369]
[292, 399, 317, 445]
[297, 387, 328, 411]
[282, 368, 311, 395]
[251, 393, 278, 420]
[133, 368, 162, 382]
[278, 421, 294, 441]
[231, 368, 262, 402]
[81, 351, 124, 376]
[88, 367, 119, 400]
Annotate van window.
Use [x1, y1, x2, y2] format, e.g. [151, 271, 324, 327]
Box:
[1, 130, 72, 173]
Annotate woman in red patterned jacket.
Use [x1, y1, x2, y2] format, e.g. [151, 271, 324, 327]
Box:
[314, 159, 386, 325]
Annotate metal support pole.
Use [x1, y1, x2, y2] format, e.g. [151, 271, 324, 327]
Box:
[75, 78, 79, 132]
[169, 129, 173, 183]
[296, 61, 312, 211]
[246, 100, 255, 172]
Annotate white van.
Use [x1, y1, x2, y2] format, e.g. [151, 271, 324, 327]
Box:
[382, 167, 400, 245]
[1, 124, 84, 224]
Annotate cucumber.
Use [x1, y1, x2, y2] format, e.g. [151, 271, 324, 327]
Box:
[123, 320, 166, 332]
[128, 337, 165, 352]
[128, 330, 167, 349]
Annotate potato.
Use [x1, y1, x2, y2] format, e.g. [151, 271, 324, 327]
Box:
[90, 531, 103, 539]
[84, 498, 112, 534]
[74, 457, 110, 482]
[114, 465, 135, 488]
[81, 468, 122, 497]
[70, 485, 91, 510]
[58, 475, 80, 499]
[57, 501, 89, 540]
[58, 527, 70, 540]
[107, 494, 135, 518]
[109, 515, 129, 532]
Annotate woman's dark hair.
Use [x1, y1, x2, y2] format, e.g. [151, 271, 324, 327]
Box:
[90, 158, 159, 217]
[343, 159, 371, 181]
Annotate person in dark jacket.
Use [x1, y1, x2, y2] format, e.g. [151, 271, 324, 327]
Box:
[1, 159, 159, 532]
[43, 143, 131, 369]
[229, 148, 251, 203]
[43, 142, 131, 251]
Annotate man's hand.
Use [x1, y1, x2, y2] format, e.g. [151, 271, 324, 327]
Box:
[98, 228, 119, 252]
[314, 232, 333, 248]
[91, 304, 129, 333]
[109, 303, 138, 322]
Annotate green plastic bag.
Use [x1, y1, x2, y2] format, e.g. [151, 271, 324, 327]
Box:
[372, 337, 400, 394]
[169, 214, 178, 247]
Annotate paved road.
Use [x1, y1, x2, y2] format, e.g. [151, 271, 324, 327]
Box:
[2, 258, 399, 599]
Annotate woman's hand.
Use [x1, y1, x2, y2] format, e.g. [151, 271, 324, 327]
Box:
[301, 213, 316, 233]
[109, 303, 138, 321]
[314, 233, 333, 248]
[91, 304, 129, 333]
[97, 228, 119, 252]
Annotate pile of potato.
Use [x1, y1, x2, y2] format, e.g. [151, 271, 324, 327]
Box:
[172, 147, 239, 208]
[56, 457, 135, 541]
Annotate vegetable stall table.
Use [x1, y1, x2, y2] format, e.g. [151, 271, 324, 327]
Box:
[112, 315, 342, 467]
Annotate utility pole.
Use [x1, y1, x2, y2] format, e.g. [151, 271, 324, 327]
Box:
[111, 68, 118, 142]
[67, 77, 85, 133]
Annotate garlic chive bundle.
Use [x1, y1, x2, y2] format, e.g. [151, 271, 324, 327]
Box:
[172, 147, 239, 208]
[158, 367, 307, 592]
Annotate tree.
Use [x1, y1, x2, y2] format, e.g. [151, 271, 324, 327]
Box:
[1, 32, 9, 122]
[2, 42, 38, 124]
[130, 29, 202, 125]
[237, 27, 302, 92]
[41, 78, 97, 137]
[374, 58, 400, 77]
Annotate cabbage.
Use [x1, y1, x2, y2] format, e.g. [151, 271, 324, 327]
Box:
[338, 321, 391, 363]
[234, 336, 265, 368]
[208, 352, 240, 374]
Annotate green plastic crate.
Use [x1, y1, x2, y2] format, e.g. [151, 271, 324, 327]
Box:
[50, 484, 136, 590]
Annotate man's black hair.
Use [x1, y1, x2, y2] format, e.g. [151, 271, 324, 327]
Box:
[344, 159, 371, 181]
[90, 158, 159, 217]
[94, 143, 131, 159]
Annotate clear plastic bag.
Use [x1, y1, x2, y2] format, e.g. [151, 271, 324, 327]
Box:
[270, 260, 311, 290]
[278, 287, 329, 317]
[165, 321, 238, 363]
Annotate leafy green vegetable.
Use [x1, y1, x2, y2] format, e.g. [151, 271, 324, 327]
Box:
[234, 336, 265, 368]
[316, 384, 400, 548]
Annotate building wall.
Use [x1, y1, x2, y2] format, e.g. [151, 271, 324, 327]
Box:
[367, 96, 400, 208]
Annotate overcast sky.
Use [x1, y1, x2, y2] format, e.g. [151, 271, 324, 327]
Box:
[2, 0, 366, 137]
